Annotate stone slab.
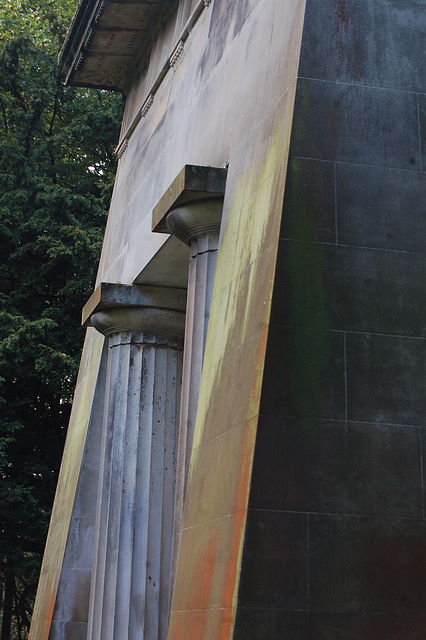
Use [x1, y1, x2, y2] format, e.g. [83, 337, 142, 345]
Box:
[249, 417, 423, 517]
[81, 282, 187, 327]
[309, 514, 426, 614]
[152, 165, 228, 233]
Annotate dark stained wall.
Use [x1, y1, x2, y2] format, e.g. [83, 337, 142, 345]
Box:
[234, 0, 426, 637]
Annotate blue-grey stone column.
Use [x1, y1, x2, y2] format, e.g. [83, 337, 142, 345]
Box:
[85, 287, 185, 640]
[165, 198, 223, 590]
[166, 199, 222, 489]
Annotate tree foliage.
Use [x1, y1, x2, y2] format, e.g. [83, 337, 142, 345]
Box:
[0, 2, 123, 637]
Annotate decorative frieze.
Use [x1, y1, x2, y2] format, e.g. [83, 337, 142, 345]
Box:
[83, 28, 95, 50]
[75, 52, 84, 71]
[169, 41, 185, 68]
[117, 139, 128, 160]
[140, 93, 154, 118]
[94, 1, 107, 23]
[115, 92, 154, 160]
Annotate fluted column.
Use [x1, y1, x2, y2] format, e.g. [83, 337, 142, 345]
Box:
[165, 198, 223, 589]
[151, 165, 227, 599]
[166, 199, 222, 490]
[84, 285, 185, 640]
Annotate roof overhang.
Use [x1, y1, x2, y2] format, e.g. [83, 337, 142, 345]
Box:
[59, 0, 173, 92]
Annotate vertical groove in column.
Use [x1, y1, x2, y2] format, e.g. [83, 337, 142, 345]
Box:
[160, 344, 181, 639]
[145, 342, 165, 640]
[177, 255, 197, 479]
[88, 335, 121, 640]
[129, 339, 155, 640]
[102, 336, 131, 637]
[88, 331, 182, 640]
[182, 234, 219, 490]
[114, 336, 144, 640]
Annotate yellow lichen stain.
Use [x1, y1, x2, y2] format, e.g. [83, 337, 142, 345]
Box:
[176, 108, 294, 640]
[189, 118, 291, 476]
[221, 413, 260, 617]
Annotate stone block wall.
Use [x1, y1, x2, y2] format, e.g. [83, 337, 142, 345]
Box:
[234, 1, 426, 637]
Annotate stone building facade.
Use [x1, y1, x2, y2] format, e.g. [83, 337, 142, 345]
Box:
[30, 1, 426, 638]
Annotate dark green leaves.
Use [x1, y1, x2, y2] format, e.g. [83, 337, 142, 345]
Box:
[0, 2, 123, 637]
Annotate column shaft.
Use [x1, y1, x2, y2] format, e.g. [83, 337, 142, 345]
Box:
[87, 329, 182, 640]
[166, 202, 223, 595]
[179, 232, 219, 484]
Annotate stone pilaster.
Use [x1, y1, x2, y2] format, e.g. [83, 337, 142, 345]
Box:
[84, 285, 185, 640]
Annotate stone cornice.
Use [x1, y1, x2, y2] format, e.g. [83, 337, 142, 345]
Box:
[113, 0, 212, 156]
[90, 306, 186, 336]
[59, 0, 172, 92]
[59, 0, 215, 155]
[59, 0, 211, 99]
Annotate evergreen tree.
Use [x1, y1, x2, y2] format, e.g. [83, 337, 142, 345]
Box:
[0, 2, 123, 637]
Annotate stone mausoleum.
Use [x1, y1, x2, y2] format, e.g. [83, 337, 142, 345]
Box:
[30, 0, 426, 638]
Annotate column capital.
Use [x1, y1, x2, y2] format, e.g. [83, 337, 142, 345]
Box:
[152, 164, 227, 234]
[82, 283, 186, 337]
[165, 199, 223, 247]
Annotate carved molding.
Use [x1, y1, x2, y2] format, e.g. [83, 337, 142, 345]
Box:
[170, 40, 184, 68]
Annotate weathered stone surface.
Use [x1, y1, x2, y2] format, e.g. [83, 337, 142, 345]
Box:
[309, 514, 426, 613]
[30, 331, 105, 640]
[271, 240, 426, 336]
[82, 282, 187, 327]
[260, 327, 346, 421]
[237, 511, 309, 610]
[60, 0, 165, 91]
[32, 1, 426, 639]
[250, 417, 423, 517]
[86, 295, 184, 640]
[299, 0, 426, 92]
[291, 79, 420, 169]
[233, 0, 426, 638]
[346, 334, 426, 426]
[336, 164, 426, 252]
[152, 165, 227, 233]
[234, 610, 426, 640]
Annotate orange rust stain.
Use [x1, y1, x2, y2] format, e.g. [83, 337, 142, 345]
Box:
[172, 324, 270, 640]
[220, 326, 269, 638]
[221, 474, 248, 608]
[170, 302, 271, 640]
[218, 611, 233, 640]
[29, 588, 56, 640]
[171, 530, 219, 640]
[198, 531, 219, 610]
[170, 211, 274, 640]
[47, 591, 56, 622]
[168, 611, 183, 640]
[192, 609, 206, 640]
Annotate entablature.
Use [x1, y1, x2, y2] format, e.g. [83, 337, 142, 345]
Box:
[60, 0, 213, 155]
[60, 0, 170, 92]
